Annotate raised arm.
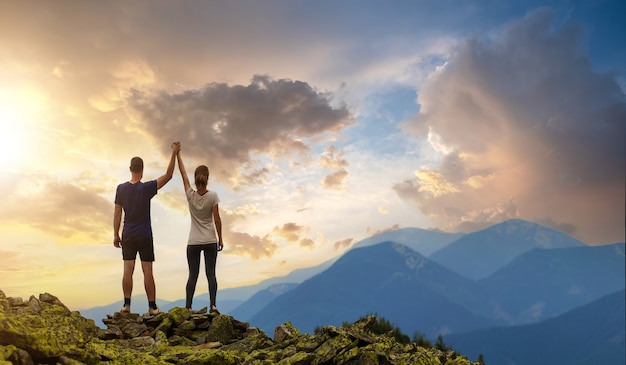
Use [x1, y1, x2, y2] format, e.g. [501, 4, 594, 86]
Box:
[157, 142, 180, 190]
[177, 150, 191, 192]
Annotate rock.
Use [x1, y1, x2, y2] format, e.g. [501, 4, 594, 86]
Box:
[0, 290, 100, 364]
[7, 297, 24, 307]
[274, 322, 300, 343]
[121, 322, 149, 338]
[0, 344, 33, 365]
[206, 314, 235, 344]
[0, 289, 481, 364]
[193, 341, 222, 350]
[101, 326, 123, 340]
[167, 307, 191, 325]
[245, 327, 261, 337]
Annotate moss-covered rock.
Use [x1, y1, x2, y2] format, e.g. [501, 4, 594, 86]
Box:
[0, 291, 99, 363]
[169, 307, 192, 325]
[207, 314, 235, 344]
[0, 290, 481, 364]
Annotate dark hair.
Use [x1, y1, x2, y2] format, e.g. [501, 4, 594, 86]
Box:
[130, 157, 143, 173]
[194, 165, 209, 188]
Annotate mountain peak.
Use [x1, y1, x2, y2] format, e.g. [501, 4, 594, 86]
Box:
[429, 219, 587, 280]
[387, 241, 430, 271]
[474, 219, 586, 249]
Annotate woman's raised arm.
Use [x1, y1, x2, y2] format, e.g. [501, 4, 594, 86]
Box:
[177, 150, 191, 191]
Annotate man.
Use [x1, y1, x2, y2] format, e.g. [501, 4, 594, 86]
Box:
[113, 142, 180, 314]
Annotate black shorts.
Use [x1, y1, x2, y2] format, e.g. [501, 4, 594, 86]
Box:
[121, 236, 155, 262]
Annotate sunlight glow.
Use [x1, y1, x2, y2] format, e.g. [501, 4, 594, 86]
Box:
[0, 88, 46, 172]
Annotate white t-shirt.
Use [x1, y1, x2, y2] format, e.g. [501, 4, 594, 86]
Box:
[185, 187, 220, 245]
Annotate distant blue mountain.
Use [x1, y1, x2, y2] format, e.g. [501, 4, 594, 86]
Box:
[227, 227, 466, 320]
[220, 227, 463, 304]
[444, 290, 626, 365]
[477, 243, 626, 324]
[217, 258, 336, 302]
[352, 227, 464, 256]
[429, 219, 587, 280]
[245, 236, 623, 340]
[249, 242, 501, 337]
[230, 283, 298, 321]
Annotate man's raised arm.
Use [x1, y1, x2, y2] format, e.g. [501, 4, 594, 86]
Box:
[157, 142, 180, 190]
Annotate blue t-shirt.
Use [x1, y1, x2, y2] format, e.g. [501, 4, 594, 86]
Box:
[114, 180, 158, 239]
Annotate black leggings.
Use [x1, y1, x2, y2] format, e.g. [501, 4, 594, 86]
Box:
[186, 243, 218, 309]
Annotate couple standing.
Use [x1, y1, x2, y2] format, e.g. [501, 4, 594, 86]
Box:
[113, 142, 223, 315]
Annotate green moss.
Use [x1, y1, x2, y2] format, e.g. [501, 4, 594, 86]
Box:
[222, 333, 273, 353]
[294, 333, 322, 352]
[150, 330, 170, 355]
[207, 314, 235, 344]
[312, 332, 356, 363]
[155, 315, 173, 334]
[277, 351, 316, 365]
[176, 348, 243, 365]
[1, 289, 482, 365]
[281, 322, 300, 336]
[0, 301, 98, 363]
[0, 345, 17, 361]
[168, 307, 192, 325]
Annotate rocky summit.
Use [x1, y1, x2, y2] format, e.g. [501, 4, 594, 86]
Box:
[0, 290, 479, 364]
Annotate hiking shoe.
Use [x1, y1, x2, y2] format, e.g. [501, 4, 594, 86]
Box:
[148, 307, 162, 315]
[209, 305, 220, 314]
[120, 305, 130, 313]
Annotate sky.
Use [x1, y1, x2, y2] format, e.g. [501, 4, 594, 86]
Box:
[0, 0, 624, 311]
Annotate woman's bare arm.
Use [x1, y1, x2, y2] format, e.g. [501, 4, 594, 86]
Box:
[177, 151, 191, 191]
[213, 204, 223, 251]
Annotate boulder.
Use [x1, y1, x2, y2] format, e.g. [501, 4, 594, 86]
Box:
[0, 290, 99, 363]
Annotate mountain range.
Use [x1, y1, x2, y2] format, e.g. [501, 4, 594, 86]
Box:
[444, 289, 625, 365]
[246, 240, 624, 337]
[250, 241, 501, 337]
[428, 219, 587, 280]
[79, 224, 462, 325]
[78, 219, 625, 363]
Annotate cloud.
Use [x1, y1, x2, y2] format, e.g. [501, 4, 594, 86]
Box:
[322, 169, 349, 191]
[220, 208, 278, 260]
[224, 230, 278, 260]
[0, 174, 112, 242]
[299, 238, 315, 249]
[319, 145, 350, 191]
[397, 9, 626, 244]
[127, 75, 354, 190]
[333, 238, 354, 250]
[320, 146, 348, 169]
[272, 222, 309, 243]
[366, 224, 402, 237]
[0, 250, 20, 272]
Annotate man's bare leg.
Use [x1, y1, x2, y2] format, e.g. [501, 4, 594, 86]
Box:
[122, 260, 136, 299]
[141, 261, 156, 302]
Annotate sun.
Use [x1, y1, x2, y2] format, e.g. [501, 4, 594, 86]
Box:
[0, 88, 44, 172]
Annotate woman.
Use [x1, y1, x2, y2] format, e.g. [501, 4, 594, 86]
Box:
[176, 145, 223, 313]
